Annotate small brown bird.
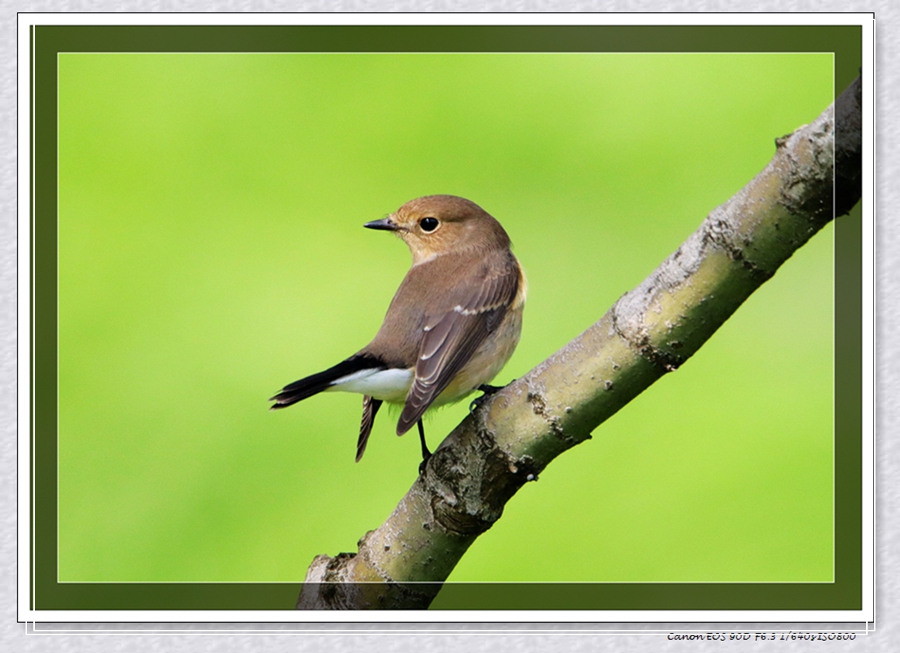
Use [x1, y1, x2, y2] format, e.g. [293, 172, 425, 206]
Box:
[270, 195, 526, 465]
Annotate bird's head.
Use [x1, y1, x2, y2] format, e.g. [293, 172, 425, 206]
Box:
[364, 195, 510, 265]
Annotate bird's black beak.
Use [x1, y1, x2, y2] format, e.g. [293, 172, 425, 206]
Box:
[364, 217, 400, 232]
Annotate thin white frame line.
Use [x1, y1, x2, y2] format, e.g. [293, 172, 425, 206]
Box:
[20, 12, 876, 632]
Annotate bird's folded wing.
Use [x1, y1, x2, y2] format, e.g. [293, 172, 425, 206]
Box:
[396, 259, 519, 435]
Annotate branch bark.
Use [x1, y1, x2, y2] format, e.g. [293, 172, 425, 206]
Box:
[297, 77, 862, 610]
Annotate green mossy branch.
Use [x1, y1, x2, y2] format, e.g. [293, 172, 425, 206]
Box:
[297, 77, 862, 610]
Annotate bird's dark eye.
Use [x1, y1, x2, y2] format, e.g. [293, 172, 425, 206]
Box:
[419, 217, 439, 232]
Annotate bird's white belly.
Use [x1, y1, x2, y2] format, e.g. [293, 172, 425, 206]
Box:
[328, 368, 413, 403]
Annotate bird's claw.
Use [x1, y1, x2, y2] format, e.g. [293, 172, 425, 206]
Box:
[418, 452, 431, 476]
[469, 383, 506, 414]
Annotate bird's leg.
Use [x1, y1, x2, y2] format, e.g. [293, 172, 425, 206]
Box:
[469, 382, 508, 413]
[417, 419, 431, 475]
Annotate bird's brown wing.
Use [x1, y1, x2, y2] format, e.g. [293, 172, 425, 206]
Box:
[396, 256, 519, 435]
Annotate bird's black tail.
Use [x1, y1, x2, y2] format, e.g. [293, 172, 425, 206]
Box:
[269, 353, 385, 409]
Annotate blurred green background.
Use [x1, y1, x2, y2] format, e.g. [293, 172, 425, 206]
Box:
[57, 53, 834, 584]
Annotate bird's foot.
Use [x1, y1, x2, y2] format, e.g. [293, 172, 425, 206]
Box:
[417, 420, 431, 475]
[418, 451, 431, 476]
[469, 383, 507, 413]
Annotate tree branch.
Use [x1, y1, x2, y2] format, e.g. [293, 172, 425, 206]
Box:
[297, 77, 862, 610]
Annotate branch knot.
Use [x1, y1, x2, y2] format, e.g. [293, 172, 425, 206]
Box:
[426, 424, 538, 537]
